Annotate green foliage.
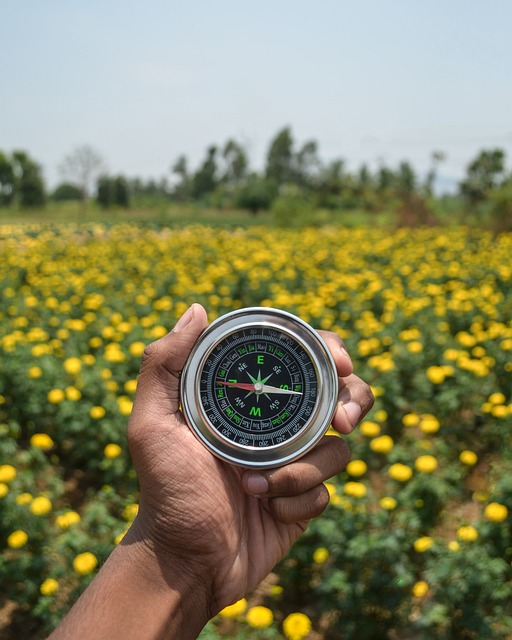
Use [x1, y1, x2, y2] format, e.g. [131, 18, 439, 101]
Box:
[51, 183, 82, 202]
[489, 178, 512, 232]
[236, 174, 278, 215]
[96, 175, 130, 209]
[459, 148, 506, 205]
[0, 150, 46, 208]
[1, 223, 511, 638]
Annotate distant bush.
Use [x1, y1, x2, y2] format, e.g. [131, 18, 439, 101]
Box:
[51, 183, 82, 202]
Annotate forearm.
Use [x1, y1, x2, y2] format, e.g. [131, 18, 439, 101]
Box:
[48, 521, 211, 640]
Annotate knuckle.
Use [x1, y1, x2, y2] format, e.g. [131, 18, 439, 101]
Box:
[269, 465, 302, 495]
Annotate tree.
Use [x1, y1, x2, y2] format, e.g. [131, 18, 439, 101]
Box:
[222, 139, 248, 185]
[96, 175, 130, 208]
[191, 145, 219, 199]
[459, 149, 506, 205]
[396, 161, 417, 198]
[294, 140, 320, 190]
[265, 126, 294, 186]
[51, 183, 82, 202]
[236, 173, 277, 214]
[425, 150, 446, 197]
[59, 145, 106, 204]
[0, 151, 15, 206]
[11, 151, 46, 207]
[171, 155, 191, 201]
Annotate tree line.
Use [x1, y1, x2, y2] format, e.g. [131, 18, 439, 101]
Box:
[1, 127, 511, 227]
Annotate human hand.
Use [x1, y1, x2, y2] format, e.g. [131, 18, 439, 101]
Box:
[126, 303, 374, 623]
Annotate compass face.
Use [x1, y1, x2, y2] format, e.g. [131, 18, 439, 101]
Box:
[180, 308, 338, 468]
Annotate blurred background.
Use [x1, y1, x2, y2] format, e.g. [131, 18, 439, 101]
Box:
[1, 0, 511, 225]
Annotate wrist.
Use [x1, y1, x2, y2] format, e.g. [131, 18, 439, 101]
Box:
[50, 515, 213, 640]
[120, 516, 213, 638]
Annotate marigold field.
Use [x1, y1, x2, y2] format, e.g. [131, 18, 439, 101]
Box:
[1, 222, 511, 639]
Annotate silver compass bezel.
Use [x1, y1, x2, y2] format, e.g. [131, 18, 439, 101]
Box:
[180, 307, 339, 469]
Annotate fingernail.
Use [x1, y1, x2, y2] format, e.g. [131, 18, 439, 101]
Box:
[173, 305, 195, 333]
[245, 472, 269, 496]
[341, 401, 362, 428]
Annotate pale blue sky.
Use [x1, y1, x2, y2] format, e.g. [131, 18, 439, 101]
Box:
[2, 1, 511, 191]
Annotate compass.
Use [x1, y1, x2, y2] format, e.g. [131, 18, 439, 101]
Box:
[180, 307, 339, 469]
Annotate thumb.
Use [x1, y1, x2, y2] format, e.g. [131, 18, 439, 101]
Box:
[131, 304, 208, 422]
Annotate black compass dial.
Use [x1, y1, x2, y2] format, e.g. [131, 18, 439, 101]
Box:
[201, 327, 318, 448]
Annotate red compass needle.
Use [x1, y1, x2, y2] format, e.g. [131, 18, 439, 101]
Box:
[216, 381, 255, 391]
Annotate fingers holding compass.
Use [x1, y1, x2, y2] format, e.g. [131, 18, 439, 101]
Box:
[131, 304, 208, 427]
[331, 373, 375, 435]
[243, 435, 351, 523]
[317, 330, 354, 378]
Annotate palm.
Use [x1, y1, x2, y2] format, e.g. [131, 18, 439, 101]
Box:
[138, 414, 303, 610]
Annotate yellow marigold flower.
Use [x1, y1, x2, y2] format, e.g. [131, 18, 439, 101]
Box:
[104, 344, 125, 363]
[30, 433, 55, 450]
[346, 460, 367, 477]
[40, 578, 59, 596]
[63, 357, 82, 375]
[407, 341, 423, 354]
[419, 414, 440, 433]
[16, 492, 33, 505]
[344, 481, 367, 498]
[283, 612, 312, 640]
[129, 341, 146, 357]
[324, 482, 336, 498]
[412, 581, 429, 598]
[48, 388, 65, 404]
[0, 464, 16, 483]
[55, 511, 81, 529]
[219, 598, 247, 619]
[124, 379, 138, 394]
[448, 540, 460, 552]
[491, 405, 509, 418]
[65, 386, 82, 401]
[370, 435, 394, 454]
[27, 366, 43, 379]
[7, 530, 28, 548]
[123, 503, 139, 521]
[246, 605, 274, 629]
[414, 536, 434, 553]
[30, 496, 52, 516]
[360, 421, 381, 437]
[380, 496, 397, 511]
[0, 483, 8, 498]
[114, 530, 127, 545]
[89, 406, 106, 419]
[151, 325, 167, 339]
[73, 552, 98, 575]
[89, 336, 103, 349]
[415, 455, 438, 473]
[488, 392, 506, 405]
[402, 413, 420, 427]
[483, 502, 508, 523]
[459, 450, 478, 466]
[313, 547, 330, 564]
[373, 409, 388, 422]
[104, 443, 122, 459]
[388, 463, 413, 482]
[426, 366, 446, 384]
[117, 396, 133, 415]
[457, 525, 478, 542]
